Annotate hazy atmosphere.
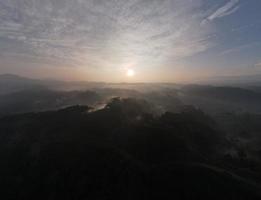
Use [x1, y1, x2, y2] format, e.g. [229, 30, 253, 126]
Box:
[1, 1, 261, 200]
[1, 0, 261, 82]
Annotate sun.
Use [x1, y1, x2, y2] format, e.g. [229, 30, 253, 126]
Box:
[126, 69, 135, 77]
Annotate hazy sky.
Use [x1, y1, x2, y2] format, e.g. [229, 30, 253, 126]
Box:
[0, 0, 261, 82]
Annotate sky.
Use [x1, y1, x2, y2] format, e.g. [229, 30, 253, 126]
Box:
[0, 0, 261, 82]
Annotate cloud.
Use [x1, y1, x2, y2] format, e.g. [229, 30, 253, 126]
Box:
[0, 0, 215, 69]
[202, 0, 240, 24]
[220, 42, 261, 56]
[255, 62, 261, 67]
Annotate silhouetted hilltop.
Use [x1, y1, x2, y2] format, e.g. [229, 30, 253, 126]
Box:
[1, 98, 261, 199]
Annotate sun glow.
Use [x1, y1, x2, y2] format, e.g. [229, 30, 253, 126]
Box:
[126, 69, 135, 77]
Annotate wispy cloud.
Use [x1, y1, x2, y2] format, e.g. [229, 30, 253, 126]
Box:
[202, 0, 240, 24]
[0, 0, 216, 69]
[255, 62, 261, 67]
[220, 42, 261, 56]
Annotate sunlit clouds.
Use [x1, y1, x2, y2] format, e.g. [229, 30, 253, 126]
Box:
[0, 1, 215, 67]
[1, 0, 260, 82]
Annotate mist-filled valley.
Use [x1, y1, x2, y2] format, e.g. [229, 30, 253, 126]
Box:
[1, 74, 261, 199]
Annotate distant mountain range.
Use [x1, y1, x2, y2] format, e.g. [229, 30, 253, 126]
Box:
[197, 74, 261, 86]
[0, 74, 44, 94]
[1, 74, 261, 115]
[0, 74, 107, 94]
[2, 73, 261, 91]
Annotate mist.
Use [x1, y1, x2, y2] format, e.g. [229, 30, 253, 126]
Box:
[1, 0, 261, 199]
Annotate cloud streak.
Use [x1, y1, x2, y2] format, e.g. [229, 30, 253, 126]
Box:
[202, 0, 239, 24]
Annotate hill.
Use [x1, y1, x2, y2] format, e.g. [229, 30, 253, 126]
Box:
[1, 98, 261, 199]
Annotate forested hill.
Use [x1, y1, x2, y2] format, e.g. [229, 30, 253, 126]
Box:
[1, 98, 261, 200]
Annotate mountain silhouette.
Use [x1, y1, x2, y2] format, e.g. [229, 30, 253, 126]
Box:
[1, 98, 261, 200]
